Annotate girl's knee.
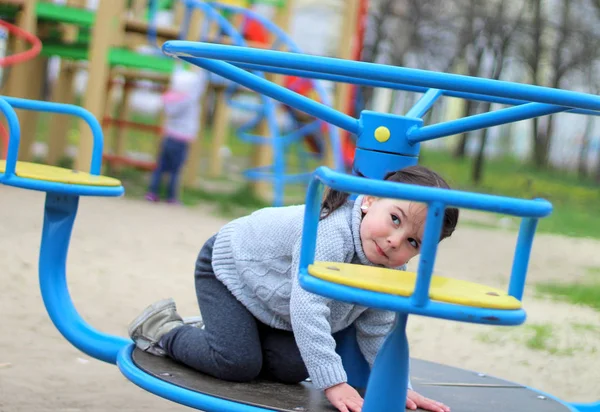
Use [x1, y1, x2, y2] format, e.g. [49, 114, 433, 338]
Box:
[262, 357, 308, 384]
[215, 353, 262, 382]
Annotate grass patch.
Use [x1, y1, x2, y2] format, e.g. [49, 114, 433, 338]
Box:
[535, 281, 600, 311]
[108, 166, 271, 218]
[523, 324, 555, 352]
[476, 323, 593, 356]
[182, 184, 270, 218]
[571, 322, 600, 333]
[535, 266, 600, 311]
[420, 149, 600, 239]
[459, 219, 504, 231]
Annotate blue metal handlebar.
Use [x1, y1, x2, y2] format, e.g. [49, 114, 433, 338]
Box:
[298, 167, 551, 312]
[162, 42, 600, 114]
[311, 167, 552, 217]
[0, 97, 105, 175]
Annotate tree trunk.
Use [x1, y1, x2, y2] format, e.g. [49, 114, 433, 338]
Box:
[578, 116, 595, 178]
[528, 0, 544, 167]
[531, 116, 550, 168]
[453, 100, 474, 158]
[472, 127, 489, 184]
[531, 0, 571, 169]
[359, 0, 394, 109]
[577, 135, 589, 178]
[538, 115, 554, 169]
[595, 150, 600, 184]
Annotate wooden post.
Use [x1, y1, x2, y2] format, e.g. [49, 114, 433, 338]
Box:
[62, 0, 86, 44]
[327, 0, 361, 169]
[74, 1, 125, 172]
[6, 0, 43, 161]
[130, 0, 147, 20]
[249, 0, 294, 203]
[207, 86, 230, 177]
[46, 62, 76, 165]
[335, 0, 361, 112]
[113, 78, 133, 170]
[180, 6, 205, 187]
[202, 11, 232, 179]
[173, 0, 186, 27]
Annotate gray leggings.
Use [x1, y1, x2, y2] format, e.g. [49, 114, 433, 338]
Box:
[161, 235, 309, 384]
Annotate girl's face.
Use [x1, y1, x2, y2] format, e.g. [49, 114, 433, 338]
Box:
[359, 196, 427, 267]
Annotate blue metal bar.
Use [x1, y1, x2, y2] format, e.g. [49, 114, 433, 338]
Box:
[313, 167, 552, 218]
[39, 194, 129, 364]
[203, 1, 342, 117]
[0, 175, 124, 196]
[117, 345, 275, 411]
[408, 102, 568, 144]
[224, 61, 600, 117]
[207, 2, 344, 171]
[282, 120, 322, 145]
[2, 97, 104, 175]
[298, 177, 324, 274]
[162, 42, 600, 113]
[406, 89, 443, 118]
[146, 0, 160, 49]
[411, 202, 445, 307]
[568, 401, 600, 412]
[508, 218, 539, 300]
[264, 97, 286, 206]
[299, 271, 527, 325]
[363, 314, 410, 412]
[0, 97, 21, 178]
[188, 1, 246, 45]
[177, 55, 361, 134]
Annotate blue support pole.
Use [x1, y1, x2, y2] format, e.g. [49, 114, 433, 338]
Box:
[363, 314, 410, 412]
[406, 89, 443, 118]
[0, 98, 21, 178]
[408, 102, 568, 143]
[411, 201, 445, 307]
[508, 217, 539, 301]
[39, 193, 129, 364]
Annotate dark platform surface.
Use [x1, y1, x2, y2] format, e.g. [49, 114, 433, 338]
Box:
[132, 348, 570, 411]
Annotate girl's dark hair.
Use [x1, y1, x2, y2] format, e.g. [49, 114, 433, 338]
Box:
[320, 165, 459, 240]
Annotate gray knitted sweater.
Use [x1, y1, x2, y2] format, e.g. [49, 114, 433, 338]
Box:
[211, 197, 405, 390]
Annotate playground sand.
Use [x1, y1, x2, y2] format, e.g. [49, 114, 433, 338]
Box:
[1, 185, 599, 411]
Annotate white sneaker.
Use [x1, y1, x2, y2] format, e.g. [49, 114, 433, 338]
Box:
[128, 298, 184, 356]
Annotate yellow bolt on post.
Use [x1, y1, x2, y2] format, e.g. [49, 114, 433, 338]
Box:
[374, 126, 390, 142]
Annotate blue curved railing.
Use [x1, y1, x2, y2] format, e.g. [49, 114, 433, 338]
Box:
[160, 41, 600, 411]
[0, 97, 123, 196]
[147, 0, 344, 206]
[161, 42, 600, 122]
[1, 3, 598, 411]
[0, 97, 106, 176]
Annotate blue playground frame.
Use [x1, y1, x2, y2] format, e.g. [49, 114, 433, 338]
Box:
[2, 27, 600, 412]
[147, 0, 345, 206]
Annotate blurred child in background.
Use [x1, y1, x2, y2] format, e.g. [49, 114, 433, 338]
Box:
[146, 66, 207, 204]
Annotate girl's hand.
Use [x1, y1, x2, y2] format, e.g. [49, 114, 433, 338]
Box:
[324, 383, 364, 412]
[406, 389, 451, 412]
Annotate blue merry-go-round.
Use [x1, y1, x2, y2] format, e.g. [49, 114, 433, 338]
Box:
[1, 32, 599, 412]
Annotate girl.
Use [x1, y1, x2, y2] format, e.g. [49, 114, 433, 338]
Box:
[145, 66, 207, 204]
[130, 165, 459, 412]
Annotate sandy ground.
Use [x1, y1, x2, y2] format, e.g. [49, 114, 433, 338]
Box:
[1, 185, 599, 411]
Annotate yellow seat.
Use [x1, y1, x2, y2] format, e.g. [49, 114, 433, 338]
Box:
[308, 262, 521, 310]
[0, 160, 121, 187]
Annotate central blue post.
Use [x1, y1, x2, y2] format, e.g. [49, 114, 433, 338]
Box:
[363, 314, 410, 412]
[350, 112, 423, 410]
[353, 111, 422, 178]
